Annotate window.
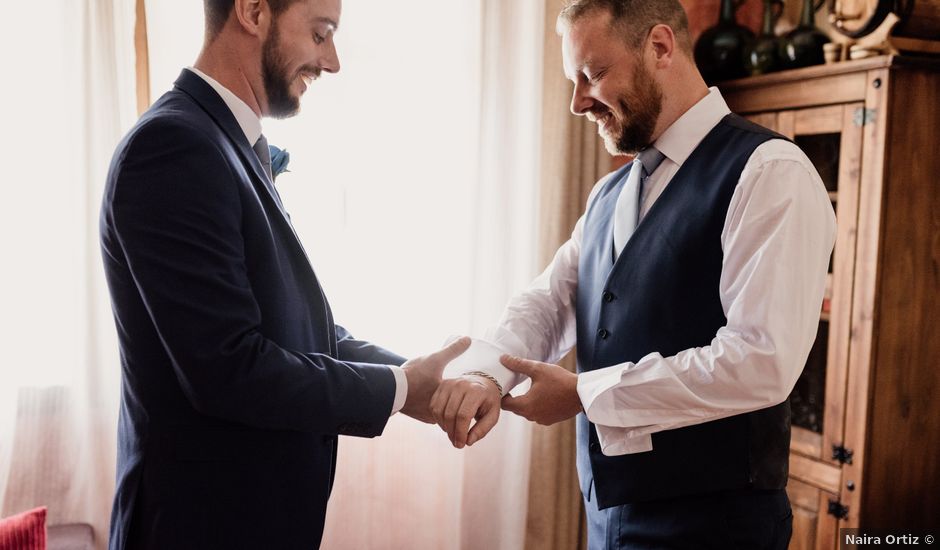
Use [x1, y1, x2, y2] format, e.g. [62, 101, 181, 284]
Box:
[145, 0, 482, 356]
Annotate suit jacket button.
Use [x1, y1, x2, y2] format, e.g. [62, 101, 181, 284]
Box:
[590, 442, 600, 452]
[597, 329, 609, 340]
[602, 291, 615, 303]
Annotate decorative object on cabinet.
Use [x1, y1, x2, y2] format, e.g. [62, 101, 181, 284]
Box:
[829, 0, 940, 54]
[718, 55, 940, 550]
[694, 0, 756, 83]
[779, 0, 832, 69]
[823, 42, 846, 63]
[745, 0, 786, 75]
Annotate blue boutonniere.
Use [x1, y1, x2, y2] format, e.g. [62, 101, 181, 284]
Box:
[268, 144, 290, 180]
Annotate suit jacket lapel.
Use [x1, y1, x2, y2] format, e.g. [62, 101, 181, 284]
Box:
[172, 70, 291, 221]
[172, 70, 338, 354]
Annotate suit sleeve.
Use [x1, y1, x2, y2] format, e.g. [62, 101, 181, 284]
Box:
[335, 325, 406, 366]
[106, 118, 395, 437]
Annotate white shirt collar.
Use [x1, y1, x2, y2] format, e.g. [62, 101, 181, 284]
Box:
[186, 66, 263, 146]
[653, 86, 731, 166]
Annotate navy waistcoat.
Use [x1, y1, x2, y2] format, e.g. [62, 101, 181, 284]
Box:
[576, 114, 792, 509]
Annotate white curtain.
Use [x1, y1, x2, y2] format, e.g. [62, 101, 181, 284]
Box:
[0, 1, 137, 549]
[312, 0, 546, 547]
[458, 1, 546, 549]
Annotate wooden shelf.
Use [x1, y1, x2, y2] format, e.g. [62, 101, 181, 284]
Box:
[719, 55, 940, 91]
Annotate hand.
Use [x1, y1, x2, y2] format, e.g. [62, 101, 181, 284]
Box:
[400, 337, 471, 423]
[500, 355, 582, 426]
[430, 374, 501, 449]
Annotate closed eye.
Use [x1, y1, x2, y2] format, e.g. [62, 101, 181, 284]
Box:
[588, 68, 608, 83]
[313, 33, 325, 45]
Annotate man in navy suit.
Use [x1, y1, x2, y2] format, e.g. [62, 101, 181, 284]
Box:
[99, 0, 468, 548]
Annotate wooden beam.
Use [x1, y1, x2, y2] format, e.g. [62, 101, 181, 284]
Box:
[135, 0, 150, 116]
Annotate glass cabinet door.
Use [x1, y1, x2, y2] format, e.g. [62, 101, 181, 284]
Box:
[747, 105, 864, 550]
[776, 104, 863, 468]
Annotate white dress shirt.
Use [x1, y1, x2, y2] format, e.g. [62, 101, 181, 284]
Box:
[454, 87, 836, 455]
[186, 67, 408, 416]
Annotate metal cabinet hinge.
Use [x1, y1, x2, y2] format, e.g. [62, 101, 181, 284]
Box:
[828, 499, 850, 519]
[853, 108, 877, 126]
[832, 444, 854, 464]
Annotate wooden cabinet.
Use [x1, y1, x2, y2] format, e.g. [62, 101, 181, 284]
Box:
[720, 56, 940, 548]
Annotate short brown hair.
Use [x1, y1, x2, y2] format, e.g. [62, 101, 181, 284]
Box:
[204, 0, 304, 39]
[557, 0, 692, 54]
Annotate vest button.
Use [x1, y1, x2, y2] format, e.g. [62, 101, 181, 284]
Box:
[597, 329, 609, 340]
[602, 291, 615, 303]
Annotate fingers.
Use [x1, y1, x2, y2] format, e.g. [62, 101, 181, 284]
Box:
[443, 389, 468, 446]
[500, 393, 530, 416]
[452, 395, 481, 448]
[429, 336, 472, 366]
[467, 405, 499, 446]
[429, 385, 448, 429]
[429, 378, 503, 448]
[499, 354, 540, 377]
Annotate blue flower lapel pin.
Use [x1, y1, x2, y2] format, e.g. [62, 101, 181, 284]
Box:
[268, 144, 290, 180]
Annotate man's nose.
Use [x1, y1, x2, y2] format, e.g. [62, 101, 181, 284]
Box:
[570, 81, 592, 116]
[321, 39, 340, 74]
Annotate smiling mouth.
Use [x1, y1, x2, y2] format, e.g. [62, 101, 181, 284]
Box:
[587, 108, 612, 126]
[299, 69, 322, 88]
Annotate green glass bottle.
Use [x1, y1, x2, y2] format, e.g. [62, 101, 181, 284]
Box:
[779, 0, 831, 69]
[744, 0, 784, 76]
[694, 0, 756, 83]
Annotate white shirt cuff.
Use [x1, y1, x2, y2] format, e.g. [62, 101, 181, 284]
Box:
[594, 425, 654, 455]
[576, 364, 626, 418]
[578, 364, 657, 456]
[441, 337, 516, 395]
[389, 365, 407, 415]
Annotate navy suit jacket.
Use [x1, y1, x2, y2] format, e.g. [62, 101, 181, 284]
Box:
[100, 69, 403, 550]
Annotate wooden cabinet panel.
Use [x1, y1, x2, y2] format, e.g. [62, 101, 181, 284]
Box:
[722, 71, 868, 112]
[840, 67, 890, 530]
[722, 56, 940, 548]
[854, 66, 940, 530]
[744, 111, 778, 130]
[787, 479, 839, 550]
[790, 454, 842, 495]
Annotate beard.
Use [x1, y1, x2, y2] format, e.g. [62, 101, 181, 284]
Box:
[262, 21, 301, 119]
[601, 63, 663, 155]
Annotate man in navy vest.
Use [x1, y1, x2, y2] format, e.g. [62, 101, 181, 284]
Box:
[100, 1, 470, 548]
[430, 0, 835, 547]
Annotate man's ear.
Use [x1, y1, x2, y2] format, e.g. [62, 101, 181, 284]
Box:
[232, 0, 270, 38]
[647, 24, 676, 69]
